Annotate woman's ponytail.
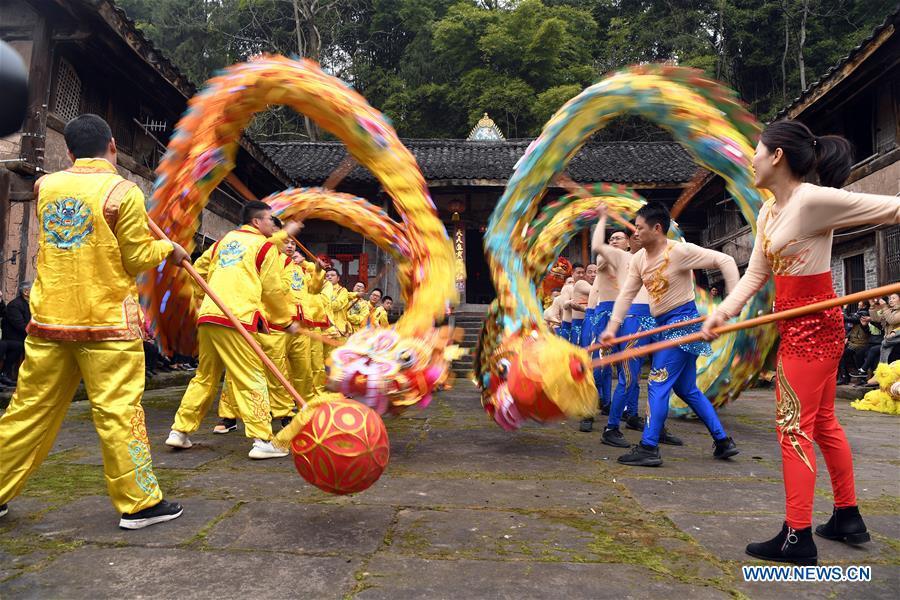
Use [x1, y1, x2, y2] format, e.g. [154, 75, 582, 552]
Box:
[761, 120, 854, 188]
[814, 134, 853, 188]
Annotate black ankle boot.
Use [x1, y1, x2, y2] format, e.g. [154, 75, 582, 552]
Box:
[815, 505, 870, 545]
[746, 522, 818, 565]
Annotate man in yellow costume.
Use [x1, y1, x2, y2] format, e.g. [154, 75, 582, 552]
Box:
[266, 225, 329, 418]
[322, 266, 359, 364]
[347, 281, 371, 333]
[0, 114, 189, 529]
[368, 288, 389, 328]
[165, 201, 298, 459]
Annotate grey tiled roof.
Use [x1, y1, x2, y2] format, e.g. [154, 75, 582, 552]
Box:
[260, 139, 697, 186]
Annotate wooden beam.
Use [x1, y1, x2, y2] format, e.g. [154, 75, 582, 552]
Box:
[19, 15, 51, 172]
[670, 169, 714, 219]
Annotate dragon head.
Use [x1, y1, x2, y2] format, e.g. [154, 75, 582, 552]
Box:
[482, 326, 596, 428]
[327, 326, 458, 415]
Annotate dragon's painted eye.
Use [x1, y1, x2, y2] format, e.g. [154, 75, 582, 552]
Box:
[497, 358, 511, 380]
[569, 356, 586, 382]
[397, 349, 415, 368]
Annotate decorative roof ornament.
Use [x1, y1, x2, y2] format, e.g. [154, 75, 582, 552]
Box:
[467, 112, 505, 141]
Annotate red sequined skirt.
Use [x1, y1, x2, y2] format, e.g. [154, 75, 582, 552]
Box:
[774, 272, 844, 362]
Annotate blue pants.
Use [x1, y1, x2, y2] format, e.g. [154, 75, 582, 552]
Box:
[607, 304, 654, 428]
[591, 302, 615, 408]
[641, 302, 727, 447]
[569, 317, 584, 346]
[558, 321, 571, 340]
[579, 308, 609, 410]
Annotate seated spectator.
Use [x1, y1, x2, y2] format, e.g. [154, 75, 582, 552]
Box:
[838, 310, 875, 384]
[1, 281, 31, 387]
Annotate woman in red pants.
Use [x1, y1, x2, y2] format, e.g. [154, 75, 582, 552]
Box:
[703, 120, 900, 565]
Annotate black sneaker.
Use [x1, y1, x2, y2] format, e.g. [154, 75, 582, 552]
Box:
[624, 413, 645, 432]
[280, 415, 293, 428]
[0, 503, 8, 518]
[579, 417, 594, 432]
[119, 499, 183, 530]
[600, 403, 611, 416]
[602, 426, 630, 448]
[659, 427, 683, 446]
[746, 522, 817, 565]
[618, 443, 663, 467]
[213, 418, 237, 434]
[713, 436, 739, 459]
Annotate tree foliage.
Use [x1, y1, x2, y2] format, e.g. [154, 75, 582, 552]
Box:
[118, 0, 898, 138]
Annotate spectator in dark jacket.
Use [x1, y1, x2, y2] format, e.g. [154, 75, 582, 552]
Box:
[1, 281, 31, 385]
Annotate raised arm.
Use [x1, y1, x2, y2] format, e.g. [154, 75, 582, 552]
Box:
[714, 213, 771, 319]
[809, 186, 900, 233]
[115, 185, 174, 276]
[676, 243, 740, 293]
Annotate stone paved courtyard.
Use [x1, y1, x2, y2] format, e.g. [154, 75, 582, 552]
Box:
[1, 379, 897, 599]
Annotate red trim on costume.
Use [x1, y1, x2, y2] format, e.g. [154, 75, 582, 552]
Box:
[198, 310, 269, 333]
[284, 256, 292, 267]
[256, 242, 273, 273]
[302, 317, 330, 328]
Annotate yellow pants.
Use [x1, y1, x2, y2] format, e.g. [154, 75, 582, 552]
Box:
[258, 330, 294, 418]
[310, 328, 326, 396]
[285, 333, 315, 403]
[0, 337, 162, 514]
[174, 324, 273, 440]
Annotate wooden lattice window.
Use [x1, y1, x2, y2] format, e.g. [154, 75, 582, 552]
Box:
[53, 59, 82, 122]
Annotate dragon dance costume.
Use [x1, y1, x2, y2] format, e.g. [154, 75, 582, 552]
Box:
[0, 158, 172, 514]
[609, 239, 740, 449]
[606, 300, 653, 429]
[172, 225, 293, 442]
[716, 184, 900, 529]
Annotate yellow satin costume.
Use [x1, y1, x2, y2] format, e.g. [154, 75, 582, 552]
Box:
[172, 225, 292, 440]
[0, 158, 173, 514]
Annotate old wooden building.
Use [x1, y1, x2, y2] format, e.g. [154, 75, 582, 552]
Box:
[0, 0, 288, 299]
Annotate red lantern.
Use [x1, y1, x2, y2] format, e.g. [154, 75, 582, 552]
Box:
[291, 398, 390, 494]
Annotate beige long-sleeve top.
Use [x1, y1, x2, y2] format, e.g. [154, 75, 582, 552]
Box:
[571, 279, 591, 318]
[543, 299, 562, 326]
[592, 244, 651, 306]
[559, 283, 574, 322]
[590, 245, 626, 305]
[717, 184, 900, 319]
[610, 240, 739, 324]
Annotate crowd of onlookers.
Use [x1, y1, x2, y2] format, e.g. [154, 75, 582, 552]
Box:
[839, 292, 900, 387]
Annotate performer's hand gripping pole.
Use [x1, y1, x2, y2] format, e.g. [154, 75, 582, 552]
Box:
[584, 315, 706, 353]
[149, 219, 308, 409]
[592, 282, 900, 368]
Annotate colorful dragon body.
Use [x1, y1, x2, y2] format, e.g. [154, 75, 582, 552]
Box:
[264, 187, 459, 414]
[481, 65, 776, 428]
[141, 56, 457, 415]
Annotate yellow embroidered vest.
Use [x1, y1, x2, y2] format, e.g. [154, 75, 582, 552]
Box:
[197, 226, 285, 331]
[29, 160, 144, 341]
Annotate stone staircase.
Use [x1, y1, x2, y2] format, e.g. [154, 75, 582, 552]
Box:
[449, 306, 489, 378]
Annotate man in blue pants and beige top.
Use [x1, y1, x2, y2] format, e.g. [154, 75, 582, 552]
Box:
[599, 202, 741, 466]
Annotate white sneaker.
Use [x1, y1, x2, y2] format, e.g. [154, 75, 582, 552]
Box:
[248, 439, 289, 460]
[165, 430, 193, 449]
